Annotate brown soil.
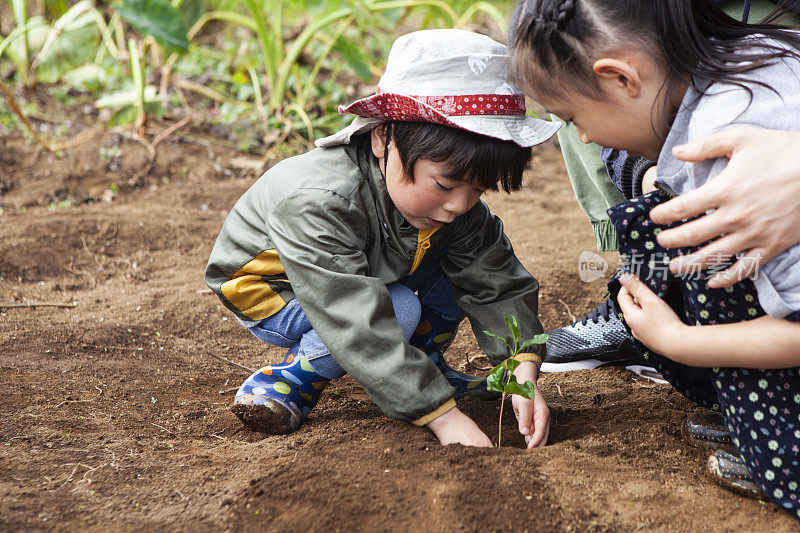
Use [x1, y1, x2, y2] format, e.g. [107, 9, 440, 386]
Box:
[1, 129, 796, 532]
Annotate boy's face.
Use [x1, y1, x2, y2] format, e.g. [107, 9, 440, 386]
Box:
[371, 128, 485, 230]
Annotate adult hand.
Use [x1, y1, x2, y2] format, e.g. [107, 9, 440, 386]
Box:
[616, 273, 686, 356]
[649, 127, 800, 288]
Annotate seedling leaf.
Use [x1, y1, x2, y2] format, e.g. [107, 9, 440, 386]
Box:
[486, 315, 545, 447]
[503, 380, 530, 400]
[504, 380, 535, 400]
[530, 334, 551, 344]
[116, 0, 189, 53]
[483, 330, 512, 351]
[505, 358, 520, 373]
[486, 365, 505, 393]
[519, 333, 550, 351]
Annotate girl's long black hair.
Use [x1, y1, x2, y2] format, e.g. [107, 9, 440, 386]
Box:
[509, 0, 800, 103]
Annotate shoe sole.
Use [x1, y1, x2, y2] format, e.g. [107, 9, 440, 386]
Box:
[624, 365, 668, 384]
[707, 454, 767, 500]
[231, 396, 301, 435]
[540, 358, 625, 372]
[540, 360, 667, 384]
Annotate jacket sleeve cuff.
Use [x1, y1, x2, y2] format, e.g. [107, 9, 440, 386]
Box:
[411, 398, 457, 426]
[513, 353, 543, 366]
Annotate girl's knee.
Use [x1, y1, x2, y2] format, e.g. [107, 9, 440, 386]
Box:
[387, 283, 421, 339]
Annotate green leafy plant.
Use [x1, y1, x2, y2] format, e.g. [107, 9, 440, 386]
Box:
[0, 0, 515, 152]
[0, 1, 118, 149]
[0, 1, 116, 87]
[175, 0, 507, 144]
[484, 316, 549, 447]
[110, 0, 189, 132]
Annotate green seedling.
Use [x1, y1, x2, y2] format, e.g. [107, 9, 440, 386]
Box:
[484, 316, 549, 447]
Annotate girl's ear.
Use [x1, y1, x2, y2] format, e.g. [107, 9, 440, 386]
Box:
[592, 58, 642, 98]
[371, 125, 386, 160]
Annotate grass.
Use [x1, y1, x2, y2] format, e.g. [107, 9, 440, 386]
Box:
[0, 0, 514, 150]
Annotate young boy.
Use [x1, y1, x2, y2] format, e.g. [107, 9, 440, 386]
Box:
[205, 29, 560, 448]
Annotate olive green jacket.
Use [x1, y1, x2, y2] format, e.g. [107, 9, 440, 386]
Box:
[206, 135, 544, 424]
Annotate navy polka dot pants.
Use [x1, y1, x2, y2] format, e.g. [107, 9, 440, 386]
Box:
[607, 191, 800, 517]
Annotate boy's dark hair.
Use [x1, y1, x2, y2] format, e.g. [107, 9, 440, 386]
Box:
[508, 0, 800, 118]
[384, 121, 533, 193]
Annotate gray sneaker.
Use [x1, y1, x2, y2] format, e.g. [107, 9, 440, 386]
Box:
[541, 298, 666, 383]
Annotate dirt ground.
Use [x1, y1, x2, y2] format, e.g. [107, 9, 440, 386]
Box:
[1, 128, 797, 532]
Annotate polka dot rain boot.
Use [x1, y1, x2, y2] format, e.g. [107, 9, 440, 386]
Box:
[681, 414, 735, 452]
[409, 306, 499, 400]
[231, 343, 329, 434]
[707, 449, 767, 500]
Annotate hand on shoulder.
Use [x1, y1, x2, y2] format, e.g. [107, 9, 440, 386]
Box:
[649, 127, 800, 287]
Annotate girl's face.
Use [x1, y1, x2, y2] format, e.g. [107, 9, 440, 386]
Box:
[371, 128, 485, 230]
[538, 89, 664, 161]
[526, 52, 682, 162]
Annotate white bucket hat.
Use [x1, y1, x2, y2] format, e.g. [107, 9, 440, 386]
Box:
[315, 29, 560, 148]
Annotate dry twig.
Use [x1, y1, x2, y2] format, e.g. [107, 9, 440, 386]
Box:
[151, 116, 192, 150]
[54, 386, 103, 408]
[152, 423, 175, 435]
[114, 128, 155, 161]
[142, 116, 193, 175]
[557, 298, 577, 323]
[174, 77, 235, 104]
[466, 354, 492, 371]
[1, 301, 78, 310]
[262, 121, 294, 163]
[0, 81, 101, 152]
[57, 463, 99, 489]
[81, 343, 145, 352]
[208, 352, 254, 374]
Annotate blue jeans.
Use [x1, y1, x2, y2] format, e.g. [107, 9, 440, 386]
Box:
[245, 261, 463, 379]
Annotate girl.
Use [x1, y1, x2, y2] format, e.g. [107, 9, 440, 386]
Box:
[509, 0, 800, 516]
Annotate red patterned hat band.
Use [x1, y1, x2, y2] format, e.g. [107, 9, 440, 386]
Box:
[375, 88, 525, 117]
[317, 30, 561, 148]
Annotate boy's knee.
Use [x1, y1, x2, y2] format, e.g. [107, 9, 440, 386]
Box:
[387, 283, 421, 338]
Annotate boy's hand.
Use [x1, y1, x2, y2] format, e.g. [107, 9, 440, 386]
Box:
[426, 407, 493, 447]
[512, 361, 550, 448]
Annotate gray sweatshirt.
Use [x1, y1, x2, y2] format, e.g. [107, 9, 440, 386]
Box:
[655, 36, 800, 318]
